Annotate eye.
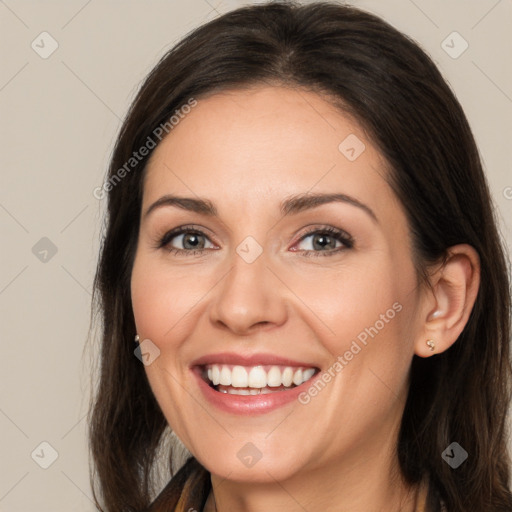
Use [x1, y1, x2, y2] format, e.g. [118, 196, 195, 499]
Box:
[157, 225, 216, 256]
[292, 226, 353, 257]
[156, 224, 353, 258]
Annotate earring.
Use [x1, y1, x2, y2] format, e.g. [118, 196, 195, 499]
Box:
[426, 339, 435, 351]
[134, 334, 140, 342]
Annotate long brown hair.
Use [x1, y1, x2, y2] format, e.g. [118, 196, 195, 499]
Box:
[88, 2, 512, 510]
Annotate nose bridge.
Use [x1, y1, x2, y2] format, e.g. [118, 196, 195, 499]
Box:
[209, 236, 288, 333]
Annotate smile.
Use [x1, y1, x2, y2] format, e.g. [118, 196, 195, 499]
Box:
[201, 364, 319, 395]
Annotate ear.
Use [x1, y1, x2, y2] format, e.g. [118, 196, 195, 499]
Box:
[414, 244, 480, 358]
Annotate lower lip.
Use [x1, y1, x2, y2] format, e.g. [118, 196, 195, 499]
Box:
[192, 368, 317, 415]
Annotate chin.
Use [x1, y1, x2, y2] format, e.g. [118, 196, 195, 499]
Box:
[196, 447, 308, 484]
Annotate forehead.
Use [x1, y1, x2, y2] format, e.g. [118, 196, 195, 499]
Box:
[142, 85, 397, 218]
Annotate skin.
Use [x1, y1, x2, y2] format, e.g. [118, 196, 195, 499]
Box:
[130, 85, 480, 512]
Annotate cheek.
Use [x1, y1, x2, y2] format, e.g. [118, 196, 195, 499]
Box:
[131, 254, 202, 342]
[286, 259, 401, 339]
[289, 254, 417, 386]
[131, 255, 198, 441]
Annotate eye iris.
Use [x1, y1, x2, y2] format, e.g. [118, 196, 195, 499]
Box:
[183, 233, 204, 250]
[312, 234, 336, 250]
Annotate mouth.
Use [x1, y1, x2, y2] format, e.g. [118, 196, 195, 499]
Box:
[198, 363, 320, 395]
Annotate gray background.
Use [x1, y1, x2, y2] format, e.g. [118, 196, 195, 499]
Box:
[1, 0, 511, 510]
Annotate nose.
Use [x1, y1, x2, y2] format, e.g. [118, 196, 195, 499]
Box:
[209, 247, 288, 335]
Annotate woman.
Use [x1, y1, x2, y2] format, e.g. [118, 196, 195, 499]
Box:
[88, 2, 512, 511]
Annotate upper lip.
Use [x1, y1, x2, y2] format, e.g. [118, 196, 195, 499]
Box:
[190, 352, 319, 368]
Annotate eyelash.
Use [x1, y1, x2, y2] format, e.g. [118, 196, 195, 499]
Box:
[156, 224, 354, 258]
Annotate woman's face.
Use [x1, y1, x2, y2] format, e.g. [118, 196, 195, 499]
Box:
[131, 85, 425, 482]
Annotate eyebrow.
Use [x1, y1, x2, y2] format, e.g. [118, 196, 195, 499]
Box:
[143, 192, 378, 223]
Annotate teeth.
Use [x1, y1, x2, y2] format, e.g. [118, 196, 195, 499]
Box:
[267, 366, 282, 387]
[220, 366, 231, 385]
[292, 369, 303, 386]
[232, 365, 248, 387]
[248, 366, 267, 388]
[203, 364, 317, 389]
[219, 386, 278, 395]
[282, 367, 294, 387]
[224, 388, 251, 395]
[303, 368, 315, 381]
[212, 365, 220, 385]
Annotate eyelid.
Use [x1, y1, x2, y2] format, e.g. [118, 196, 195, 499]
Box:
[156, 224, 218, 247]
[293, 225, 354, 246]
